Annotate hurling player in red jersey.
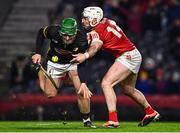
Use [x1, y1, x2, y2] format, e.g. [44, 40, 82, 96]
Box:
[71, 7, 160, 127]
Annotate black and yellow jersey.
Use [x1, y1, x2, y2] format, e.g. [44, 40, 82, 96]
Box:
[35, 25, 88, 64]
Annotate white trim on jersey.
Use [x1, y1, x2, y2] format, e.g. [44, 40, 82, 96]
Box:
[89, 30, 103, 45]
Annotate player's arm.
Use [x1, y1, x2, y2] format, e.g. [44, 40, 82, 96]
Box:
[85, 31, 103, 58]
[70, 31, 103, 64]
[86, 41, 103, 58]
[32, 26, 49, 64]
[70, 42, 102, 64]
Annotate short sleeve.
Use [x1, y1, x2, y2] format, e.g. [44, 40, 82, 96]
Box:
[89, 30, 103, 44]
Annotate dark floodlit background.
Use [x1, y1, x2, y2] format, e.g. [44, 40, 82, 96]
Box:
[0, 0, 179, 122]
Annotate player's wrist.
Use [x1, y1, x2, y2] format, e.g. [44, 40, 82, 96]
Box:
[84, 52, 90, 59]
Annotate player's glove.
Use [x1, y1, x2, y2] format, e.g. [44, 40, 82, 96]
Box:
[31, 63, 41, 72]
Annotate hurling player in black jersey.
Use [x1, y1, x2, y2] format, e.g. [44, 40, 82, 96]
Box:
[32, 18, 95, 128]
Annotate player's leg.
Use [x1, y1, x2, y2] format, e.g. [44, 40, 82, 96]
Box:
[101, 61, 131, 128]
[37, 68, 57, 97]
[68, 70, 95, 128]
[120, 73, 160, 126]
[40, 61, 68, 98]
[120, 73, 150, 107]
[43, 77, 60, 98]
[77, 94, 93, 127]
[38, 70, 45, 92]
[102, 48, 143, 127]
[38, 69, 61, 98]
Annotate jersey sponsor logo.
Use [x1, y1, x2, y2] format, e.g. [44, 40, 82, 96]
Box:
[91, 33, 99, 39]
[90, 31, 100, 40]
[89, 30, 103, 44]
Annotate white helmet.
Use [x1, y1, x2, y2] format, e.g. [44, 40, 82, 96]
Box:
[82, 6, 103, 27]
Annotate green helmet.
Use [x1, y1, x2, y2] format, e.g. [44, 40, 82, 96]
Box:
[60, 18, 77, 36]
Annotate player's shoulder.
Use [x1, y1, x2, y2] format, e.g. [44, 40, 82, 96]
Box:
[93, 18, 109, 33]
[46, 25, 59, 33]
[43, 25, 59, 37]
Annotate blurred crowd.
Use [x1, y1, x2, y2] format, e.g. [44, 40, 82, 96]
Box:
[9, 0, 180, 95]
[9, 55, 39, 94]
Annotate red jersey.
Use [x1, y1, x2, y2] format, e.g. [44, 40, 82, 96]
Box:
[88, 18, 135, 57]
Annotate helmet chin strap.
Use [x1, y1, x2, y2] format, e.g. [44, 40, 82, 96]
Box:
[90, 22, 98, 27]
[89, 18, 99, 27]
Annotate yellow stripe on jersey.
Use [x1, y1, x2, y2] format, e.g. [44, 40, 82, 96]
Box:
[47, 46, 50, 54]
[43, 26, 48, 38]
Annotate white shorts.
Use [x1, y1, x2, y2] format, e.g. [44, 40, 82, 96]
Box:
[47, 61, 77, 78]
[116, 48, 142, 74]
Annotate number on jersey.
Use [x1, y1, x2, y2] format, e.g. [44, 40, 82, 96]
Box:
[107, 20, 122, 38]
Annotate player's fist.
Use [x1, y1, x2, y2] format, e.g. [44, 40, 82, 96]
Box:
[70, 53, 86, 64]
[32, 54, 42, 64]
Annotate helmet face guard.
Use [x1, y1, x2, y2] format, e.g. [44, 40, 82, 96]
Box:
[82, 6, 103, 27]
[59, 18, 77, 36]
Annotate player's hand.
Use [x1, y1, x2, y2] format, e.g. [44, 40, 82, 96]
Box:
[70, 53, 86, 64]
[77, 83, 92, 99]
[32, 54, 42, 64]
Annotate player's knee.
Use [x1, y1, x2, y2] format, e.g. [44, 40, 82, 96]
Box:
[47, 93, 57, 98]
[76, 92, 83, 98]
[101, 78, 111, 89]
[122, 85, 135, 95]
[46, 90, 57, 98]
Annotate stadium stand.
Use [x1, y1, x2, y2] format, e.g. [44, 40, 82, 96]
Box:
[0, 0, 60, 82]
